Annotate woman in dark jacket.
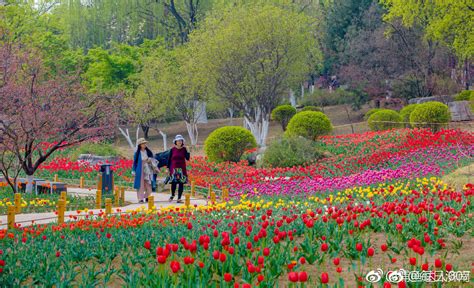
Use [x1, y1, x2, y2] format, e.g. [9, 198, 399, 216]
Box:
[168, 134, 190, 203]
[132, 138, 154, 203]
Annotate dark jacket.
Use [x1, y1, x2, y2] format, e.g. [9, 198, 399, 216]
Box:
[154, 150, 171, 169]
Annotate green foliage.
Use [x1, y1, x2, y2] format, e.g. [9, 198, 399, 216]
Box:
[69, 143, 120, 161]
[286, 111, 332, 140]
[454, 90, 474, 101]
[204, 127, 257, 163]
[302, 88, 367, 110]
[367, 110, 402, 131]
[271, 105, 297, 131]
[409, 102, 450, 132]
[262, 137, 323, 168]
[399, 104, 419, 127]
[189, 2, 321, 140]
[300, 106, 323, 112]
[363, 108, 383, 120]
[380, 0, 473, 60]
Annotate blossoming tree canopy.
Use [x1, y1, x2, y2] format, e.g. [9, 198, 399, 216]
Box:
[0, 46, 117, 192]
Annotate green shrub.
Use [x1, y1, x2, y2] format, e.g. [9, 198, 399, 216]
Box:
[363, 108, 383, 120]
[285, 111, 332, 140]
[70, 142, 119, 161]
[454, 90, 474, 101]
[300, 106, 323, 112]
[367, 110, 402, 131]
[399, 104, 419, 127]
[271, 105, 297, 131]
[409, 101, 450, 132]
[204, 126, 257, 163]
[262, 137, 323, 168]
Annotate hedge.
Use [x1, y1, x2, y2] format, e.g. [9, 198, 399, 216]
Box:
[204, 126, 257, 163]
[285, 111, 332, 140]
[367, 110, 402, 131]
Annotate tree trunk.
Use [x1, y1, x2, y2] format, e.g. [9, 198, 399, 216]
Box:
[118, 126, 140, 152]
[25, 174, 35, 193]
[185, 121, 198, 146]
[289, 89, 296, 107]
[244, 114, 269, 147]
[141, 125, 150, 140]
[158, 130, 168, 151]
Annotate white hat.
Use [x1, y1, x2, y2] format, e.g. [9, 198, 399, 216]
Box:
[137, 138, 148, 146]
[173, 134, 185, 144]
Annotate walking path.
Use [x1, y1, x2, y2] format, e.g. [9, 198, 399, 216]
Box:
[0, 188, 209, 228]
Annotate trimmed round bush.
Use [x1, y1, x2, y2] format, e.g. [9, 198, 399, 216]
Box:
[204, 126, 257, 163]
[271, 105, 297, 131]
[285, 111, 332, 140]
[454, 90, 474, 101]
[363, 108, 383, 120]
[410, 101, 450, 132]
[399, 104, 419, 127]
[262, 137, 323, 168]
[367, 110, 402, 131]
[300, 106, 322, 112]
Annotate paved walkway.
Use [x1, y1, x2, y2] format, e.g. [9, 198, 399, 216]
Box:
[0, 188, 209, 228]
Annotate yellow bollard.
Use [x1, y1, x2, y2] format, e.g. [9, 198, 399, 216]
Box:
[7, 205, 15, 229]
[57, 199, 66, 224]
[79, 176, 84, 188]
[222, 187, 229, 202]
[96, 189, 102, 209]
[60, 191, 67, 201]
[185, 193, 190, 207]
[191, 181, 196, 197]
[114, 188, 120, 207]
[105, 198, 112, 215]
[54, 174, 58, 182]
[97, 174, 102, 192]
[14, 193, 21, 214]
[210, 191, 216, 203]
[148, 195, 154, 211]
[120, 187, 125, 205]
[208, 185, 213, 198]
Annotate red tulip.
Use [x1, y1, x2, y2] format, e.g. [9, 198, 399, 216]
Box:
[170, 261, 181, 273]
[356, 243, 363, 252]
[299, 257, 306, 265]
[157, 255, 167, 264]
[234, 237, 240, 245]
[257, 274, 264, 282]
[224, 273, 232, 282]
[445, 263, 452, 271]
[144, 241, 151, 250]
[56, 251, 60, 257]
[409, 257, 416, 266]
[383, 282, 391, 288]
[422, 263, 429, 271]
[321, 243, 329, 252]
[219, 253, 227, 263]
[263, 247, 270, 256]
[336, 267, 342, 273]
[321, 272, 329, 284]
[333, 258, 340, 266]
[198, 261, 204, 269]
[381, 244, 388, 252]
[187, 222, 193, 230]
[288, 272, 298, 283]
[299, 271, 308, 282]
[367, 247, 374, 257]
[212, 250, 220, 260]
[434, 258, 442, 268]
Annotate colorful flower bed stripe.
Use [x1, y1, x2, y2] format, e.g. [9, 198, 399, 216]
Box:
[0, 178, 472, 287]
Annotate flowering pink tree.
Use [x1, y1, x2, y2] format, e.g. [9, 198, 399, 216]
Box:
[0, 45, 117, 192]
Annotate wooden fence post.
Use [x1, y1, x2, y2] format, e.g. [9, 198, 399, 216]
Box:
[97, 174, 102, 192]
[14, 193, 21, 214]
[210, 191, 216, 204]
[191, 181, 196, 197]
[57, 199, 66, 225]
[114, 188, 119, 207]
[148, 195, 155, 211]
[7, 206, 15, 229]
[105, 198, 112, 215]
[222, 187, 229, 202]
[60, 191, 67, 202]
[96, 189, 102, 209]
[120, 187, 125, 205]
[185, 193, 190, 208]
[79, 176, 84, 188]
[208, 185, 213, 198]
[54, 174, 58, 182]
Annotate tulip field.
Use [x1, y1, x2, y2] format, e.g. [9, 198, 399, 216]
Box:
[1, 128, 473, 287]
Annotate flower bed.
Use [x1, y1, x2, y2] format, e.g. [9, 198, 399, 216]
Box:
[0, 178, 472, 287]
